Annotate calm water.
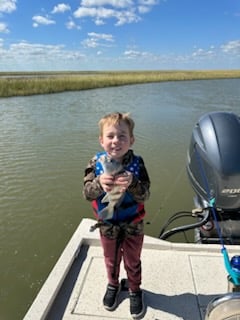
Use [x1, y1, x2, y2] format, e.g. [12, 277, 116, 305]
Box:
[0, 79, 240, 319]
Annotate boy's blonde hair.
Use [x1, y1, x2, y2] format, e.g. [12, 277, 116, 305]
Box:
[98, 112, 135, 137]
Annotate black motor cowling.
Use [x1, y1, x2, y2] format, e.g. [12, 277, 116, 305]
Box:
[187, 111, 240, 211]
[187, 111, 240, 244]
[159, 111, 240, 244]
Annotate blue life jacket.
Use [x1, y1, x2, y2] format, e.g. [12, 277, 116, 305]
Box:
[92, 151, 144, 222]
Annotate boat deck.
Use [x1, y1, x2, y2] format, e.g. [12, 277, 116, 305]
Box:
[23, 218, 240, 320]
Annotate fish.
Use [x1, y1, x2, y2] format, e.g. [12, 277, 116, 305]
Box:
[98, 154, 126, 220]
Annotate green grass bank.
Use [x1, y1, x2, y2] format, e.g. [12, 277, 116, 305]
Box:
[0, 70, 240, 98]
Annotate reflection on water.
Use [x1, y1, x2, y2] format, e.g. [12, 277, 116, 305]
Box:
[0, 79, 240, 319]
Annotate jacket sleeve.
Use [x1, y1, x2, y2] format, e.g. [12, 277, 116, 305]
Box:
[127, 156, 150, 203]
[83, 156, 104, 201]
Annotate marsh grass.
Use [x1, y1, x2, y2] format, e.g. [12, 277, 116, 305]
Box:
[0, 70, 240, 97]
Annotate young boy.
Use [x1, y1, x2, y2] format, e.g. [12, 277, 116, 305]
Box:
[83, 112, 150, 319]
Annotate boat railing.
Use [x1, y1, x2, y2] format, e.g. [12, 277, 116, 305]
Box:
[205, 293, 240, 320]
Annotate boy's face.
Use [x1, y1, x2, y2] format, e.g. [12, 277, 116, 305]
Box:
[99, 121, 134, 161]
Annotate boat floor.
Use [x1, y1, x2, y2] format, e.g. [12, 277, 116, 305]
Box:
[24, 218, 240, 320]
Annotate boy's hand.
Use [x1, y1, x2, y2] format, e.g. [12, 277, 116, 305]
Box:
[99, 173, 115, 192]
[114, 171, 133, 192]
[99, 171, 133, 193]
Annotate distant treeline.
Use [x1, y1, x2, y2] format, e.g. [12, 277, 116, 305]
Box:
[0, 70, 240, 97]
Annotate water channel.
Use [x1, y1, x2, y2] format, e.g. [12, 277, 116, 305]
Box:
[0, 79, 240, 319]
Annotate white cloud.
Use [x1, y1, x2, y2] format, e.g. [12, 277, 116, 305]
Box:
[192, 48, 215, 58]
[138, 0, 160, 13]
[9, 41, 63, 54]
[81, 0, 134, 8]
[0, 0, 16, 34]
[51, 3, 71, 14]
[74, 6, 140, 25]
[0, 22, 9, 33]
[221, 40, 240, 55]
[32, 15, 56, 27]
[95, 17, 105, 25]
[124, 49, 151, 58]
[88, 31, 114, 41]
[138, 0, 159, 5]
[66, 19, 81, 30]
[0, 40, 87, 70]
[115, 8, 140, 25]
[124, 50, 141, 57]
[0, 0, 16, 13]
[74, 6, 112, 19]
[81, 38, 98, 48]
[73, 0, 160, 26]
[138, 5, 151, 14]
[82, 32, 114, 48]
[0, 37, 239, 71]
[191, 41, 240, 61]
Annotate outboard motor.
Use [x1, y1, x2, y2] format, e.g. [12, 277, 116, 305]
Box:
[187, 111, 240, 244]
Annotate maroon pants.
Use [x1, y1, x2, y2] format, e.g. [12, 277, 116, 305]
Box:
[100, 232, 144, 292]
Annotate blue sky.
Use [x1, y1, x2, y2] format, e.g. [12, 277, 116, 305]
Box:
[0, 0, 240, 71]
